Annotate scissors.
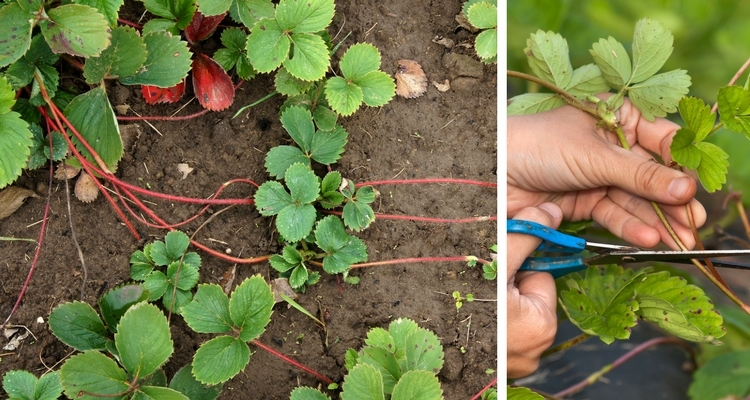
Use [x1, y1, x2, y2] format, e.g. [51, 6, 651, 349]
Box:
[508, 219, 750, 278]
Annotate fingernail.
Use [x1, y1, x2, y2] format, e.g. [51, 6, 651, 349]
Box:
[538, 202, 562, 220]
[668, 177, 690, 200]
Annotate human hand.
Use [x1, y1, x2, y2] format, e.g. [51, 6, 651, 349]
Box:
[507, 202, 562, 378]
[507, 99, 706, 249]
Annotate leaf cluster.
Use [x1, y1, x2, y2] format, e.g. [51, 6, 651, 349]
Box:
[180, 275, 274, 385]
[290, 318, 444, 400]
[2, 370, 61, 400]
[461, 0, 498, 63]
[129, 231, 202, 314]
[558, 265, 725, 344]
[47, 284, 221, 399]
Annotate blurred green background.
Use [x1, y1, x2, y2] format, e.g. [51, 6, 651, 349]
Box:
[507, 0, 750, 204]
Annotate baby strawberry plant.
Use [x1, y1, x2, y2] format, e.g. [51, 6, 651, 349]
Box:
[290, 318, 444, 400]
[129, 230, 201, 314]
[48, 283, 221, 399]
[460, 0, 498, 64]
[180, 275, 274, 385]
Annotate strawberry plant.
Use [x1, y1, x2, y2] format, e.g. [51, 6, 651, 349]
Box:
[129, 230, 201, 314]
[505, 16, 750, 397]
[460, 0, 497, 64]
[290, 318, 444, 400]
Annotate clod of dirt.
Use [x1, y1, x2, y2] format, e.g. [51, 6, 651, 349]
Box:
[75, 172, 99, 203]
[0, 187, 39, 219]
[114, 104, 130, 115]
[395, 59, 428, 99]
[442, 53, 484, 79]
[432, 35, 455, 49]
[120, 124, 142, 152]
[54, 164, 81, 180]
[432, 79, 451, 92]
[177, 163, 194, 180]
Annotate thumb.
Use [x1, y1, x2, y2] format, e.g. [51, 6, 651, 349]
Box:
[507, 202, 563, 283]
[601, 146, 696, 205]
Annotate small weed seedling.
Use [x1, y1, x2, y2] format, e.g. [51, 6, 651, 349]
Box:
[47, 284, 221, 399]
[461, 0, 498, 63]
[290, 318, 445, 399]
[129, 230, 201, 314]
[180, 275, 275, 385]
[2, 370, 62, 400]
[452, 291, 475, 313]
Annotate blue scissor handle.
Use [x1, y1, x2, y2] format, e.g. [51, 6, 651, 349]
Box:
[507, 219, 586, 253]
[507, 219, 588, 278]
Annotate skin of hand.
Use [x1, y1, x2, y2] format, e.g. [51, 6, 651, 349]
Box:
[508, 99, 707, 250]
[507, 202, 563, 378]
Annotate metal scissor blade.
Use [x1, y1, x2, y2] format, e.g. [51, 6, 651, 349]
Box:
[585, 249, 750, 268]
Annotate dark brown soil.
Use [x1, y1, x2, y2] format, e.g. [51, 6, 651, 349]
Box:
[0, 1, 497, 399]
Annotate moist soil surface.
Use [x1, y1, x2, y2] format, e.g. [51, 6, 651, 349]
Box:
[0, 1, 498, 399]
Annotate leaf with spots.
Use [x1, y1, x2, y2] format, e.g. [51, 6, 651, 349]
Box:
[118, 31, 192, 88]
[40, 4, 111, 57]
[558, 265, 646, 344]
[627, 69, 691, 121]
[524, 30, 573, 89]
[0, 3, 34, 68]
[635, 271, 725, 343]
[192, 53, 235, 111]
[688, 349, 750, 400]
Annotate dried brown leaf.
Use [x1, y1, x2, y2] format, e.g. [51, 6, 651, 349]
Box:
[271, 278, 298, 304]
[177, 163, 194, 180]
[219, 265, 237, 295]
[432, 79, 451, 92]
[54, 164, 81, 180]
[395, 59, 428, 99]
[432, 35, 454, 49]
[75, 172, 99, 203]
[0, 187, 39, 219]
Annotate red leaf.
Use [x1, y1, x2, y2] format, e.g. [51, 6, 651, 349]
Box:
[185, 11, 226, 44]
[141, 81, 186, 104]
[192, 53, 234, 111]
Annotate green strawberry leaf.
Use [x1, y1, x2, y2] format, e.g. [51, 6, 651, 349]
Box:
[524, 30, 573, 89]
[0, 111, 32, 189]
[285, 32, 329, 81]
[144, 271, 169, 301]
[275, 66, 314, 95]
[630, 18, 673, 83]
[192, 336, 250, 385]
[264, 145, 310, 179]
[391, 370, 443, 400]
[627, 69, 691, 121]
[679, 96, 714, 142]
[507, 386, 545, 399]
[2, 370, 62, 400]
[74, 0, 123, 27]
[40, 4, 111, 57]
[182, 284, 234, 333]
[340, 43, 381, 81]
[290, 387, 331, 400]
[142, 18, 180, 36]
[635, 271, 725, 342]
[49, 301, 109, 351]
[589, 36, 631, 89]
[281, 105, 314, 152]
[342, 186, 376, 231]
[196, 0, 232, 16]
[325, 76, 364, 116]
[289, 264, 309, 289]
[27, 125, 67, 170]
[162, 286, 193, 314]
[565, 64, 608, 100]
[340, 363, 384, 400]
[97, 284, 149, 332]
[276, 0, 334, 33]
[474, 28, 497, 63]
[315, 216, 367, 274]
[357, 71, 396, 108]
[246, 18, 289, 73]
[64, 86, 123, 169]
[119, 32, 192, 88]
[403, 326, 444, 374]
[164, 231, 190, 261]
[135, 386, 189, 400]
[84, 26, 147, 83]
[167, 261, 199, 291]
[688, 350, 750, 400]
[115, 302, 173, 377]
[718, 85, 750, 137]
[231, 0, 275, 28]
[228, 275, 274, 341]
[168, 363, 223, 400]
[60, 351, 129, 398]
[466, 1, 496, 30]
[213, 27, 255, 80]
[0, 4, 33, 68]
[310, 125, 347, 165]
[693, 142, 729, 193]
[559, 265, 646, 344]
[313, 105, 338, 131]
[507, 93, 565, 115]
[143, 0, 195, 29]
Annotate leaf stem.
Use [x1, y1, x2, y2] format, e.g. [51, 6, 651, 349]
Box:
[541, 333, 591, 358]
[553, 336, 694, 398]
[711, 55, 750, 113]
[507, 70, 598, 117]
